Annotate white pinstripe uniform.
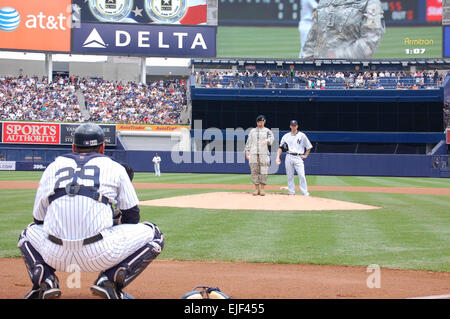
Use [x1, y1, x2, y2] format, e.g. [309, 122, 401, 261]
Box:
[23, 154, 156, 273]
[280, 131, 313, 195]
[152, 155, 161, 176]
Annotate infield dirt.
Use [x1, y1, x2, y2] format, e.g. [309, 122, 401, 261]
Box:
[1, 258, 449, 299]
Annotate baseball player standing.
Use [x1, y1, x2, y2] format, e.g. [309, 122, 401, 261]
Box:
[276, 120, 313, 196]
[245, 115, 274, 196]
[17, 123, 164, 299]
[152, 153, 161, 176]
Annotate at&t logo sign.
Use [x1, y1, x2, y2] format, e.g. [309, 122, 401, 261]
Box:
[0, 5, 71, 32]
[0, 7, 21, 32]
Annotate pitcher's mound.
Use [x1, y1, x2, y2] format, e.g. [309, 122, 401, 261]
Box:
[140, 192, 381, 211]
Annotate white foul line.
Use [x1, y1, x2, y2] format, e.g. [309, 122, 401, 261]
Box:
[407, 294, 450, 299]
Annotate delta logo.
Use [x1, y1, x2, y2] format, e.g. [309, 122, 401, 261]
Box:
[83, 28, 107, 48]
[0, 0, 71, 52]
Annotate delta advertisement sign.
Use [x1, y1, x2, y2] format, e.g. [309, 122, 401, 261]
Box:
[0, 122, 117, 146]
[0, 0, 216, 57]
[71, 22, 216, 57]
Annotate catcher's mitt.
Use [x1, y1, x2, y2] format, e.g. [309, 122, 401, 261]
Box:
[182, 286, 231, 299]
[112, 163, 134, 225]
[279, 141, 289, 152]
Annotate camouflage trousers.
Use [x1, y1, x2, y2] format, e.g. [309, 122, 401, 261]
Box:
[249, 154, 270, 185]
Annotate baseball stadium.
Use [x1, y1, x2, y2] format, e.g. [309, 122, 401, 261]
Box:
[0, 0, 449, 303]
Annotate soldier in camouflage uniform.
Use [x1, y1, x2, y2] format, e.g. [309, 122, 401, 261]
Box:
[245, 115, 275, 196]
[301, 0, 385, 59]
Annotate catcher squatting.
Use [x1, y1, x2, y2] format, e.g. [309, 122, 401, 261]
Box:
[17, 123, 164, 299]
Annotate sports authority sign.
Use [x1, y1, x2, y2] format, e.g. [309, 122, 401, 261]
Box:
[1, 122, 60, 144]
[71, 22, 216, 57]
[0, 122, 116, 145]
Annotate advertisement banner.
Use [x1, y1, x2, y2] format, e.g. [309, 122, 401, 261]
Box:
[72, 0, 208, 25]
[60, 123, 117, 146]
[0, 0, 72, 52]
[0, 161, 15, 171]
[427, 0, 443, 22]
[2, 122, 60, 144]
[71, 22, 216, 57]
[15, 162, 49, 171]
[116, 124, 189, 132]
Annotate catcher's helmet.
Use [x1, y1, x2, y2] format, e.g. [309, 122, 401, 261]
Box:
[182, 286, 231, 299]
[73, 123, 105, 147]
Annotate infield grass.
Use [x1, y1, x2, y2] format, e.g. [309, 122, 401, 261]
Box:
[217, 26, 442, 59]
[0, 172, 449, 272]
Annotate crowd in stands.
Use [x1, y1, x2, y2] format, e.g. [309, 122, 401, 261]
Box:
[0, 76, 187, 124]
[444, 102, 450, 129]
[0, 76, 83, 122]
[79, 77, 186, 124]
[194, 69, 447, 90]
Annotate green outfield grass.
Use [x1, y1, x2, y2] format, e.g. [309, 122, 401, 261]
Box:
[217, 26, 442, 59]
[0, 172, 449, 272]
[2, 171, 449, 188]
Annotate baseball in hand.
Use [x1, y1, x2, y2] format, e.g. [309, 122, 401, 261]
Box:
[276, 158, 281, 165]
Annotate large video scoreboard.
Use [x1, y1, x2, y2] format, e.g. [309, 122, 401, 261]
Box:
[0, 0, 447, 59]
[218, 0, 442, 27]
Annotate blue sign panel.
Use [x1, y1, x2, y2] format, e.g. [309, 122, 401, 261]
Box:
[71, 22, 216, 57]
[444, 26, 450, 58]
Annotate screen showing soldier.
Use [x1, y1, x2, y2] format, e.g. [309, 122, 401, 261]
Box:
[217, 0, 442, 59]
[301, 0, 385, 59]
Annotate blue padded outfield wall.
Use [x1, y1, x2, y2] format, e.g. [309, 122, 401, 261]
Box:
[2, 149, 448, 178]
[123, 151, 448, 178]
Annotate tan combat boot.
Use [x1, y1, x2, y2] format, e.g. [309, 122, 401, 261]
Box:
[259, 184, 265, 196]
[253, 184, 260, 196]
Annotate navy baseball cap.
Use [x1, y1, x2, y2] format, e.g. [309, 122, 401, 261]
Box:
[256, 115, 266, 122]
[290, 120, 298, 126]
